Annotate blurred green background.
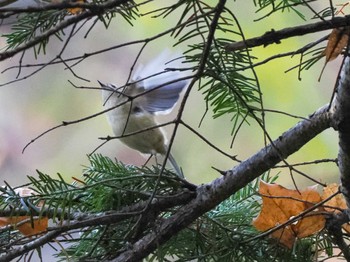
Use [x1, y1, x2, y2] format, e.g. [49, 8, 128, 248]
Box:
[0, 1, 340, 188]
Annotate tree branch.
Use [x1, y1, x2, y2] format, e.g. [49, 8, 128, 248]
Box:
[331, 54, 350, 209]
[0, 190, 195, 261]
[113, 105, 332, 261]
[0, 0, 134, 61]
[0, 230, 63, 262]
[225, 15, 350, 51]
[329, 50, 350, 260]
[326, 211, 350, 261]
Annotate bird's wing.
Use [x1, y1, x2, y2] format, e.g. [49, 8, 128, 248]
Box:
[132, 50, 190, 114]
[137, 76, 188, 114]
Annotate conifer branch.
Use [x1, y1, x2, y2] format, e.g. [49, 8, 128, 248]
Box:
[113, 106, 331, 261]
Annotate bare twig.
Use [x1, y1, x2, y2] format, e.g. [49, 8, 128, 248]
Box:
[225, 15, 350, 51]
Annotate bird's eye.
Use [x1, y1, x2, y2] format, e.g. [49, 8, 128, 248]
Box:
[132, 106, 143, 114]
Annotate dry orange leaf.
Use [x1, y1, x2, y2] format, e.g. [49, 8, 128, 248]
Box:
[0, 216, 48, 236]
[67, 0, 85, 15]
[322, 183, 350, 233]
[253, 181, 325, 248]
[322, 183, 345, 212]
[0, 187, 48, 236]
[323, 27, 350, 62]
[319, 27, 350, 81]
[50, 0, 84, 15]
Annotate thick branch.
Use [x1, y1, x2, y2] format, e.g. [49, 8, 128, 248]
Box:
[332, 55, 350, 208]
[113, 105, 332, 261]
[326, 211, 350, 261]
[329, 50, 350, 260]
[226, 15, 350, 51]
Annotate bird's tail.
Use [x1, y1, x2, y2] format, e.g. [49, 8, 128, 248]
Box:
[167, 152, 184, 178]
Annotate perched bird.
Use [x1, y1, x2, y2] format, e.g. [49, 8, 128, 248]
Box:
[99, 51, 189, 178]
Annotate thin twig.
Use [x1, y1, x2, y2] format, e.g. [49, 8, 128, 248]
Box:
[225, 15, 350, 51]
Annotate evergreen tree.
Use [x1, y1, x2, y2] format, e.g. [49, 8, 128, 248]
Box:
[0, 1, 349, 261]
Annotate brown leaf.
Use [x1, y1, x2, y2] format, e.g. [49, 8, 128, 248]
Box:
[291, 186, 325, 238]
[319, 27, 350, 81]
[67, 0, 85, 15]
[322, 183, 344, 212]
[253, 181, 325, 248]
[0, 216, 48, 236]
[0, 187, 48, 236]
[323, 27, 350, 62]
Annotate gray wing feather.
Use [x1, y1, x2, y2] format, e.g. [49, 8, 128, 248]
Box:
[140, 79, 188, 113]
[133, 50, 190, 114]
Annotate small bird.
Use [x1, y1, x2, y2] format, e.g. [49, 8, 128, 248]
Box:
[99, 51, 189, 178]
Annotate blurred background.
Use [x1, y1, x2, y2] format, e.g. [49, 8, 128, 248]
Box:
[0, 0, 341, 189]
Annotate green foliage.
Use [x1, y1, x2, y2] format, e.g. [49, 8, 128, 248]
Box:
[82, 154, 184, 211]
[200, 44, 261, 132]
[0, 154, 186, 260]
[0, 155, 336, 261]
[3, 10, 67, 53]
[163, 1, 264, 134]
[52, 154, 187, 261]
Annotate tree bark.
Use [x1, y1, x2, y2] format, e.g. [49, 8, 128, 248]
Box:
[331, 54, 350, 208]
